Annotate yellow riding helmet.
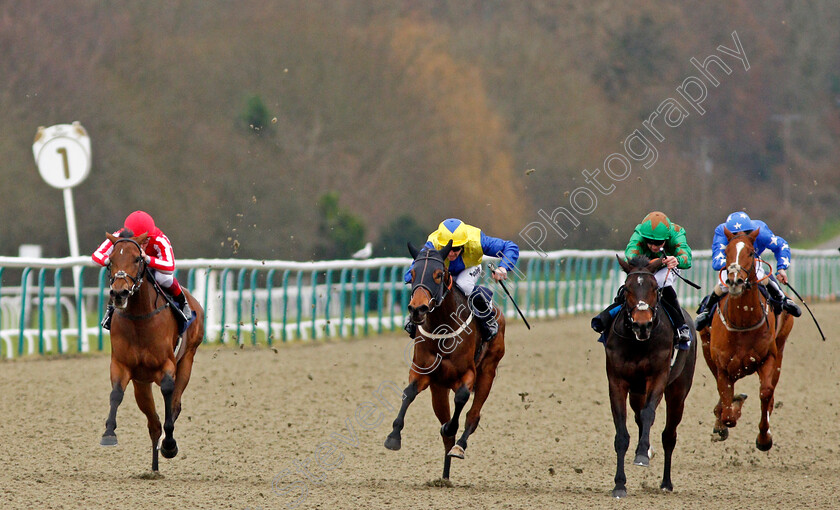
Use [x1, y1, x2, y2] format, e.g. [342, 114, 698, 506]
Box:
[432, 218, 469, 249]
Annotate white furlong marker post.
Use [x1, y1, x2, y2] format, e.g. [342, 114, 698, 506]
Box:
[32, 122, 92, 351]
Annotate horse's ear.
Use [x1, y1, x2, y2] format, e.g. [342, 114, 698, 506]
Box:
[647, 257, 665, 273]
[135, 233, 149, 244]
[749, 228, 760, 241]
[439, 239, 453, 260]
[106, 232, 119, 244]
[724, 227, 734, 240]
[407, 242, 420, 259]
[617, 254, 632, 274]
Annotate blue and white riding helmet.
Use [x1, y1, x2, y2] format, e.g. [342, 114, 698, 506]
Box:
[725, 211, 754, 233]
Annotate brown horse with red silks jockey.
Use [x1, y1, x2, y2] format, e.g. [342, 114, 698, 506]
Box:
[99, 232, 205, 473]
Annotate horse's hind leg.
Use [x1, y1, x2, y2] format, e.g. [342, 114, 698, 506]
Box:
[450, 361, 497, 460]
[444, 384, 471, 459]
[133, 381, 162, 472]
[660, 355, 695, 492]
[171, 347, 197, 421]
[430, 384, 454, 479]
[159, 371, 179, 459]
[101, 362, 130, 446]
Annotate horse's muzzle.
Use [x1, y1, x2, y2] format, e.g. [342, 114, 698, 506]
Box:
[631, 320, 652, 341]
[110, 288, 130, 309]
[407, 304, 429, 324]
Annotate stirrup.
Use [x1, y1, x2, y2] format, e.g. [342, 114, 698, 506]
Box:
[676, 326, 691, 350]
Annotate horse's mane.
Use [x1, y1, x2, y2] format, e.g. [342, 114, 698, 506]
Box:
[119, 230, 135, 238]
[626, 255, 651, 270]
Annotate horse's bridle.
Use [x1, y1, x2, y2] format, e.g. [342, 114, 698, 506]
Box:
[108, 238, 147, 297]
[722, 234, 758, 291]
[410, 250, 452, 313]
[622, 270, 662, 330]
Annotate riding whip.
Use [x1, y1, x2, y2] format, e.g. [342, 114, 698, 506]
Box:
[784, 282, 826, 341]
[488, 263, 530, 329]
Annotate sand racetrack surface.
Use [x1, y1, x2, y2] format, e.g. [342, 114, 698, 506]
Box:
[1, 303, 839, 509]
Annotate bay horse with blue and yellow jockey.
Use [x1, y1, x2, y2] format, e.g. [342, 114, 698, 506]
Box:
[386, 218, 518, 480]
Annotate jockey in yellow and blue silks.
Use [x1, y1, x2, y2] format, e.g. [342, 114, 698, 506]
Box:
[403, 218, 519, 343]
[694, 211, 801, 330]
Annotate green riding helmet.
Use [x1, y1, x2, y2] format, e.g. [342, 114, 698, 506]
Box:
[638, 211, 672, 241]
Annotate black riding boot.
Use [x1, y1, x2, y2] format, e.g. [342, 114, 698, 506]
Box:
[173, 292, 192, 321]
[591, 286, 626, 343]
[101, 304, 114, 330]
[661, 286, 690, 350]
[469, 287, 498, 343]
[766, 278, 802, 317]
[694, 292, 722, 330]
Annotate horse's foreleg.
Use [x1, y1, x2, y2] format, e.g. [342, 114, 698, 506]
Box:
[384, 377, 429, 451]
[715, 372, 740, 428]
[159, 372, 179, 459]
[430, 385, 454, 479]
[633, 391, 662, 468]
[101, 363, 130, 446]
[133, 381, 162, 471]
[756, 356, 779, 451]
[608, 376, 631, 498]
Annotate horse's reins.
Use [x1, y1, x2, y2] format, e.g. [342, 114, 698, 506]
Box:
[109, 238, 170, 320]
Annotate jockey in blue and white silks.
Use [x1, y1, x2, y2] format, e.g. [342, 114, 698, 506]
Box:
[403, 218, 519, 343]
[695, 211, 801, 330]
[711, 211, 791, 277]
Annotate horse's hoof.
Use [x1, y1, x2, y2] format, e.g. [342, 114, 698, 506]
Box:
[612, 488, 627, 499]
[733, 394, 748, 404]
[440, 424, 456, 439]
[447, 445, 465, 459]
[660, 482, 673, 492]
[712, 427, 729, 442]
[160, 439, 178, 459]
[384, 436, 401, 451]
[100, 435, 118, 447]
[633, 454, 650, 467]
[756, 437, 773, 452]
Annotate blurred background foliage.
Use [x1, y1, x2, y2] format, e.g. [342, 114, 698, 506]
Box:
[2, 0, 839, 260]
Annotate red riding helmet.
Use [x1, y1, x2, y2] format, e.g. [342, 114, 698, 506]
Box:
[124, 210, 158, 237]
